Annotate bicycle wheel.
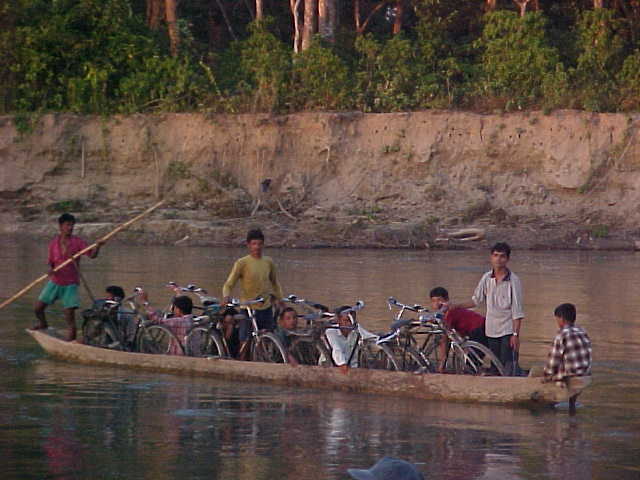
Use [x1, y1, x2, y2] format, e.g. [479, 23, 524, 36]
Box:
[357, 342, 399, 371]
[289, 336, 332, 367]
[452, 341, 506, 376]
[185, 327, 225, 357]
[82, 318, 121, 349]
[394, 345, 430, 373]
[418, 333, 442, 371]
[136, 325, 184, 355]
[252, 332, 288, 363]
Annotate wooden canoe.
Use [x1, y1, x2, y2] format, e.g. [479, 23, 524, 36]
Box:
[26, 329, 589, 407]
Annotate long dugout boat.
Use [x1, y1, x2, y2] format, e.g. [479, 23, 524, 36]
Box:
[27, 329, 590, 407]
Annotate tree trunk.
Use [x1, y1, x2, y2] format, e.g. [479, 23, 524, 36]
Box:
[485, 0, 498, 12]
[302, 0, 318, 50]
[319, 0, 337, 43]
[594, 0, 605, 7]
[290, 0, 303, 52]
[513, 0, 530, 16]
[146, 0, 164, 29]
[355, 0, 388, 35]
[256, 0, 264, 20]
[392, 0, 404, 34]
[164, 0, 179, 56]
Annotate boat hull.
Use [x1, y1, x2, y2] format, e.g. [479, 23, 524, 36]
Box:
[26, 329, 588, 407]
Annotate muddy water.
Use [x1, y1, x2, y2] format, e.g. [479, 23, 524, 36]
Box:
[1, 238, 640, 479]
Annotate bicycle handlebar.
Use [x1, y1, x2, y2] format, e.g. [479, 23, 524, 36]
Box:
[226, 296, 265, 308]
[387, 297, 426, 313]
[283, 294, 329, 312]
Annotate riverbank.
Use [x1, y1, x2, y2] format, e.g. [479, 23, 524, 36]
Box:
[2, 111, 640, 250]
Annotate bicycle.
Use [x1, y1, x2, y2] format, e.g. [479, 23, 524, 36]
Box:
[81, 289, 140, 351]
[386, 297, 506, 375]
[228, 297, 289, 364]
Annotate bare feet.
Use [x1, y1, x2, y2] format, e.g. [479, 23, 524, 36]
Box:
[31, 322, 49, 330]
[65, 328, 77, 342]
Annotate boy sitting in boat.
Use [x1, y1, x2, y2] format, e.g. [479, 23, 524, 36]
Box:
[140, 291, 194, 355]
[273, 307, 300, 365]
[543, 303, 592, 382]
[429, 287, 488, 373]
[324, 306, 376, 374]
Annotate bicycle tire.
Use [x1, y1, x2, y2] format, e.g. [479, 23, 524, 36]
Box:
[289, 336, 332, 367]
[185, 327, 225, 357]
[395, 345, 430, 372]
[136, 325, 184, 355]
[358, 342, 400, 371]
[452, 340, 506, 376]
[82, 317, 121, 349]
[252, 332, 288, 364]
[418, 333, 442, 370]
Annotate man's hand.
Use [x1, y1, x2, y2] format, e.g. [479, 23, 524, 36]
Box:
[510, 334, 520, 351]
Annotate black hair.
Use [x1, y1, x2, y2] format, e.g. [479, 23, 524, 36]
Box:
[429, 287, 449, 300]
[173, 295, 193, 314]
[279, 307, 297, 319]
[554, 303, 576, 324]
[106, 285, 125, 300]
[491, 242, 511, 258]
[335, 305, 356, 321]
[58, 213, 76, 224]
[246, 228, 265, 243]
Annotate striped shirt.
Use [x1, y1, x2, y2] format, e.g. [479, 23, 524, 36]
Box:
[544, 325, 592, 382]
[472, 269, 524, 338]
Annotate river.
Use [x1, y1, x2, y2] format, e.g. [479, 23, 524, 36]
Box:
[1, 238, 639, 479]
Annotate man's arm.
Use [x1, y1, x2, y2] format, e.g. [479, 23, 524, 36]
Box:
[268, 260, 284, 301]
[543, 334, 563, 382]
[222, 260, 242, 300]
[510, 274, 525, 350]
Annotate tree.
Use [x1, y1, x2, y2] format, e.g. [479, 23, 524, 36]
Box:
[164, 0, 179, 56]
[319, 0, 337, 42]
[302, 0, 318, 50]
[290, 0, 303, 52]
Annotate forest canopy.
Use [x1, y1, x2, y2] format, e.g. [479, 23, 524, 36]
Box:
[2, 0, 640, 115]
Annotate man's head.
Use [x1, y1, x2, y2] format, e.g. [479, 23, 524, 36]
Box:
[105, 285, 125, 301]
[335, 305, 355, 333]
[554, 303, 576, 327]
[246, 228, 265, 257]
[490, 242, 511, 270]
[279, 307, 298, 330]
[172, 295, 193, 316]
[58, 213, 76, 236]
[429, 286, 449, 311]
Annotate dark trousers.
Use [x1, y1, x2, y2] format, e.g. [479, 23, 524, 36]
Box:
[238, 307, 275, 342]
[488, 334, 516, 375]
[468, 326, 489, 348]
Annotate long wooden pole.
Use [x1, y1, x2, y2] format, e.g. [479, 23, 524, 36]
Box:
[0, 200, 165, 310]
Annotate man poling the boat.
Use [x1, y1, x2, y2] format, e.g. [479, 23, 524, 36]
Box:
[33, 213, 104, 341]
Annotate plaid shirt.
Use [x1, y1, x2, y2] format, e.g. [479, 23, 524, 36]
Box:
[148, 311, 193, 355]
[544, 324, 592, 381]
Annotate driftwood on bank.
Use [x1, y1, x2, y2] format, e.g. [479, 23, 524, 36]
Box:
[27, 329, 589, 407]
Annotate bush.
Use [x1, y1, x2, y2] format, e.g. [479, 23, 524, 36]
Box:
[354, 34, 417, 112]
[290, 40, 351, 110]
[618, 50, 640, 110]
[574, 9, 626, 111]
[475, 11, 563, 108]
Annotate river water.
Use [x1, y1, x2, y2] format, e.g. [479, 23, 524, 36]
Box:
[1, 238, 639, 479]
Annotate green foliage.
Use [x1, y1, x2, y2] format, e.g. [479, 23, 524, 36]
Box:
[167, 160, 191, 180]
[354, 34, 418, 112]
[290, 40, 351, 110]
[475, 11, 563, 108]
[47, 199, 85, 213]
[238, 20, 291, 112]
[574, 9, 626, 111]
[591, 224, 609, 238]
[617, 50, 640, 110]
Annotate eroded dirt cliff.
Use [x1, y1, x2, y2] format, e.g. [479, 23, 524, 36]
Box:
[1, 111, 639, 249]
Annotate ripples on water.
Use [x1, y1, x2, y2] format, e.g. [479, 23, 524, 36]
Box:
[1, 239, 640, 479]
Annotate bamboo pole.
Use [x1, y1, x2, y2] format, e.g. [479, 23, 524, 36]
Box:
[0, 200, 165, 310]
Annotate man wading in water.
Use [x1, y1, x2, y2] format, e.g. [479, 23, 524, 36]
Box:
[222, 228, 284, 360]
[33, 213, 103, 341]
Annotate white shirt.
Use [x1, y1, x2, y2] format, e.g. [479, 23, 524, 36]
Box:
[324, 325, 377, 367]
[472, 269, 524, 338]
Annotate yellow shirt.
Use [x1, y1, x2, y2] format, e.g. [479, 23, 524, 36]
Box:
[222, 255, 284, 309]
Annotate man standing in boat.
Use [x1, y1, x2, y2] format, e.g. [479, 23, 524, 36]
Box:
[455, 242, 525, 375]
[33, 213, 103, 341]
[222, 228, 284, 359]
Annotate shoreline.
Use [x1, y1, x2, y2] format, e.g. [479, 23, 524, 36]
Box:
[3, 211, 639, 251]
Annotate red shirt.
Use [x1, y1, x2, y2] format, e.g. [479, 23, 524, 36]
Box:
[445, 308, 485, 337]
[48, 235, 90, 286]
